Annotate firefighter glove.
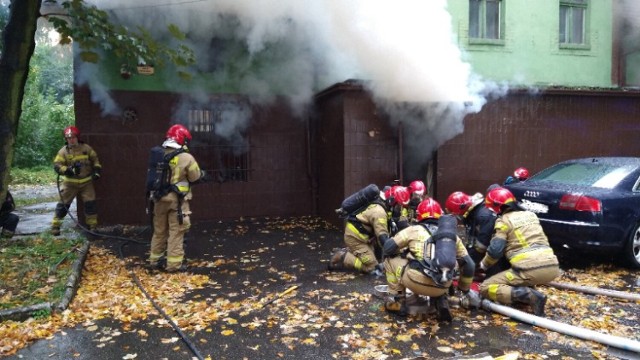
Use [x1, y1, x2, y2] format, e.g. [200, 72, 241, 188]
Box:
[63, 167, 74, 177]
[460, 290, 481, 309]
[72, 162, 82, 176]
[92, 167, 101, 180]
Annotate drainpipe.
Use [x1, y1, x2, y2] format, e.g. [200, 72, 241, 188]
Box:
[479, 299, 640, 353]
[546, 282, 640, 302]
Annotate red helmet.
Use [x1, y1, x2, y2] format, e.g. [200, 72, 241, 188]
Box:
[445, 191, 473, 216]
[514, 167, 530, 181]
[384, 185, 410, 207]
[416, 198, 443, 221]
[63, 126, 80, 139]
[485, 187, 517, 214]
[409, 180, 426, 196]
[166, 124, 192, 146]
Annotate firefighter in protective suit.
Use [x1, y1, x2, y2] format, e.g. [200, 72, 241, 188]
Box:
[328, 186, 409, 274]
[381, 199, 479, 322]
[148, 124, 204, 272]
[406, 180, 426, 224]
[479, 187, 559, 316]
[445, 188, 509, 279]
[51, 126, 102, 235]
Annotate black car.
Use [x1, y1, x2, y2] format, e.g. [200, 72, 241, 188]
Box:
[504, 157, 640, 268]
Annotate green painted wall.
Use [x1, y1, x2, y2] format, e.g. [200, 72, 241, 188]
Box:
[448, 0, 614, 88]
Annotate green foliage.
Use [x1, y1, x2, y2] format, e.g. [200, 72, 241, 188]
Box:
[14, 39, 74, 169]
[0, 236, 81, 310]
[47, 0, 195, 78]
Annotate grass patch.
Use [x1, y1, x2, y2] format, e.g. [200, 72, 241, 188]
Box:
[10, 166, 57, 186]
[0, 235, 82, 310]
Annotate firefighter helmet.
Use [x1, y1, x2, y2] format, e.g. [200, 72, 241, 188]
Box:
[409, 180, 426, 196]
[384, 185, 410, 207]
[485, 187, 517, 214]
[416, 198, 443, 221]
[63, 126, 80, 139]
[445, 191, 473, 216]
[166, 124, 192, 146]
[514, 167, 530, 181]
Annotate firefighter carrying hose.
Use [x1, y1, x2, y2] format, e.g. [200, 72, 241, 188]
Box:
[380, 200, 478, 322]
[51, 126, 102, 235]
[328, 186, 409, 274]
[147, 124, 207, 272]
[479, 187, 559, 316]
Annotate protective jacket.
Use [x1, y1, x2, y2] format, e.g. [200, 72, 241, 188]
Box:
[53, 142, 101, 184]
[51, 142, 101, 231]
[481, 210, 558, 270]
[463, 202, 497, 261]
[479, 209, 560, 305]
[340, 202, 390, 273]
[149, 147, 202, 271]
[384, 222, 474, 298]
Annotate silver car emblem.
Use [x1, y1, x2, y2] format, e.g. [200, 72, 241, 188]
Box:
[524, 190, 540, 198]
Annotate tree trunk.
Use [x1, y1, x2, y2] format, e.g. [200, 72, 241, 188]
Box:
[0, 0, 41, 200]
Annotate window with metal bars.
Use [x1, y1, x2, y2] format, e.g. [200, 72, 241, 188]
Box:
[186, 99, 251, 182]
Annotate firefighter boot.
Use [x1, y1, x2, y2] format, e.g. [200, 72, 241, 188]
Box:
[328, 248, 347, 270]
[512, 287, 547, 317]
[434, 295, 453, 322]
[384, 295, 408, 317]
[51, 226, 61, 236]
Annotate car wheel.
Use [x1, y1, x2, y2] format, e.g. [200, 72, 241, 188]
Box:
[624, 223, 640, 269]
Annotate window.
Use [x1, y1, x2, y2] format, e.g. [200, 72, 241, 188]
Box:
[186, 98, 251, 182]
[469, 0, 503, 41]
[559, 0, 587, 46]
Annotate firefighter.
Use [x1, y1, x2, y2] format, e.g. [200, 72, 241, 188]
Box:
[0, 191, 19, 239]
[503, 167, 530, 185]
[147, 124, 205, 272]
[445, 190, 501, 273]
[381, 200, 479, 322]
[328, 185, 409, 274]
[406, 180, 426, 223]
[479, 187, 559, 316]
[51, 126, 102, 235]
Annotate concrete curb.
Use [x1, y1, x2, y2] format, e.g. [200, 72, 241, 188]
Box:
[0, 240, 90, 322]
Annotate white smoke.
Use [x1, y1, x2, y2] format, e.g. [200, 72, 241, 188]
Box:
[81, 0, 504, 175]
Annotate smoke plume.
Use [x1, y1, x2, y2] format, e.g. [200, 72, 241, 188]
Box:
[83, 0, 505, 177]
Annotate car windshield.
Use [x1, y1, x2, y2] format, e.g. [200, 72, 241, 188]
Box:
[529, 162, 636, 189]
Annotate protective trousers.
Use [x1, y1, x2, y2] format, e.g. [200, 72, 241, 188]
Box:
[52, 180, 97, 229]
[149, 193, 191, 271]
[342, 227, 378, 273]
[384, 256, 450, 298]
[480, 265, 559, 304]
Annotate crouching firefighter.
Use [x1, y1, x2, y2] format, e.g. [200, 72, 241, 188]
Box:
[479, 187, 559, 316]
[328, 185, 408, 274]
[381, 201, 479, 322]
[146, 124, 207, 272]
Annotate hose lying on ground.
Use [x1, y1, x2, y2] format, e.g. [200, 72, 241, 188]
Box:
[546, 281, 640, 302]
[479, 298, 640, 353]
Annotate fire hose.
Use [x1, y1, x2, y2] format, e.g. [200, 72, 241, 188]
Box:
[53, 174, 205, 360]
[476, 298, 640, 353]
[546, 281, 640, 302]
